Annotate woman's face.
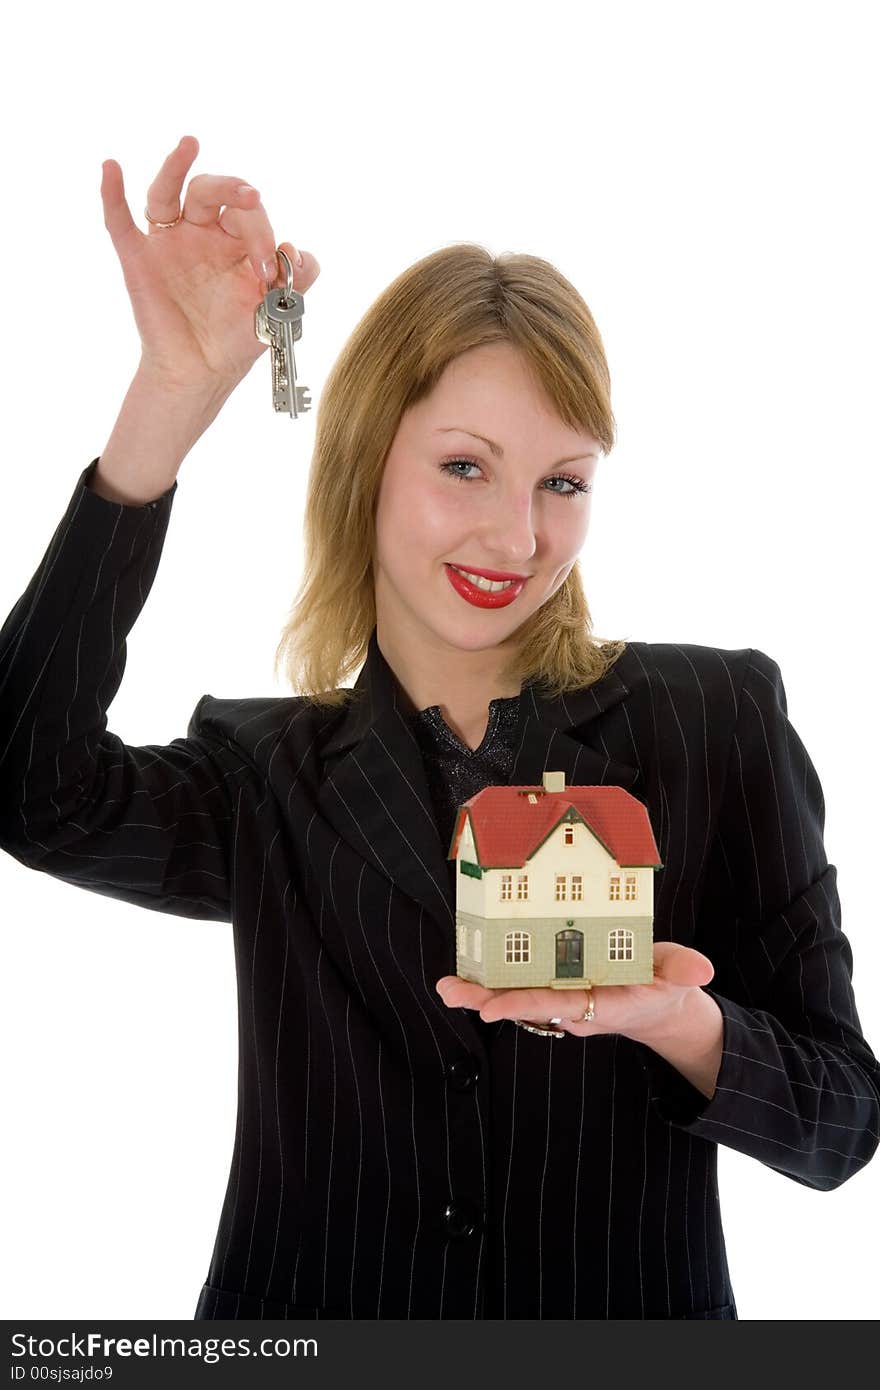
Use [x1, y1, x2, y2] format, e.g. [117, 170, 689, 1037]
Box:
[373, 342, 602, 665]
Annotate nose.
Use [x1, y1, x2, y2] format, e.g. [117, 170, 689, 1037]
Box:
[476, 487, 538, 569]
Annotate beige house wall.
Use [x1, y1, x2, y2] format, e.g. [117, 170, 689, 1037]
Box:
[455, 816, 654, 918]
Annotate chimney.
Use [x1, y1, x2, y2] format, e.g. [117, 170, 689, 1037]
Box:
[542, 771, 565, 793]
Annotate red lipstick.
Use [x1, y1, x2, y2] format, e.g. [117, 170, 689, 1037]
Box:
[444, 563, 528, 609]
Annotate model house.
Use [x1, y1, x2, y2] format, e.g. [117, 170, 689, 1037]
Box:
[450, 771, 662, 989]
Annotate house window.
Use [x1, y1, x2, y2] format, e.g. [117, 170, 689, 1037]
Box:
[609, 875, 621, 901]
[625, 874, 638, 900]
[564, 825, 574, 845]
[516, 874, 529, 900]
[609, 928, 634, 961]
[555, 875, 566, 901]
[505, 931, 530, 963]
[501, 874, 512, 901]
[474, 928, 482, 963]
[458, 923, 467, 955]
[571, 875, 583, 901]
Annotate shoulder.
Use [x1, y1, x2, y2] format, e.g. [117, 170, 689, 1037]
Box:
[609, 639, 781, 714]
[188, 691, 345, 769]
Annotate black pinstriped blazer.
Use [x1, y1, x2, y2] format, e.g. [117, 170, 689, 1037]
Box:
[2, 456, 879, 1320]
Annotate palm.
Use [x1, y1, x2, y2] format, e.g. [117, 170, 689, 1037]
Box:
[118, 219, 268, 384]
[436, 941, 715, 1036]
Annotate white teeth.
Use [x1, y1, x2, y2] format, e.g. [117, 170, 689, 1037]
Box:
[451, 565, 517, 592]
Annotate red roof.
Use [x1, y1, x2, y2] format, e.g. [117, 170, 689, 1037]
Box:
[449, 784, 662, 869]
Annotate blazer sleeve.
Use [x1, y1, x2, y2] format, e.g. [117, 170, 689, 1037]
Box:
[633, 647, 880, 1191]
[0, 458, 253, 924]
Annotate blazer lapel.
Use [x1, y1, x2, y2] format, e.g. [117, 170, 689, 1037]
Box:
[317, 630, 640, 941]
[511, 660, 641, 795]
[317, 631, 456, 933]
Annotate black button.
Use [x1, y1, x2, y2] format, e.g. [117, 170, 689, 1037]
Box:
[445, 1057, 479, 1091]
[443, 1201, 481, 1239]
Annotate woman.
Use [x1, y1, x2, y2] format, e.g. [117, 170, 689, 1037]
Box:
[1, 136, 878, 1320]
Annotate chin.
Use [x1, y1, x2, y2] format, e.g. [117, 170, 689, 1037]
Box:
[434, 612, 528, 653]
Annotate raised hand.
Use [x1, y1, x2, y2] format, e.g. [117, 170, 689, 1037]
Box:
[100, 135, 320, 394]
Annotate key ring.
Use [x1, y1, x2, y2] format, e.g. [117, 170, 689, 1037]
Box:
[273, 248, 295, 305]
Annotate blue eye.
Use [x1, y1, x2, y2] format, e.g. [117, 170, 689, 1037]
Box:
[439, 456, 591, 499]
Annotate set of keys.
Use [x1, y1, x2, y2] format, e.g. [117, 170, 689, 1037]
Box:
[254, 247, 312, 418]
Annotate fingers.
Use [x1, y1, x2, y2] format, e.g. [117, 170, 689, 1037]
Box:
[107, 137, 322, 295]
[184, 173, 280, 284]
[207, 184, 280, 282]
[435, 977, 494, 1010]
[215, 212, 322, 294]
[652, 941, 715, 989]
[480, 987, 559, 1023]
[185, 172, 263, 227]
[100, 158, 141, 260]
[437, 977, 582, 1024]
[145, 135, 200, 223]
[276, 241, 322, 293]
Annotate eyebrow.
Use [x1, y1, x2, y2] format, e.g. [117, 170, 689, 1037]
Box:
[435, 427, 599, 466]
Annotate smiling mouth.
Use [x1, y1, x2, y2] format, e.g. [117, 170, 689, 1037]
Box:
[447, 564, 524, 592]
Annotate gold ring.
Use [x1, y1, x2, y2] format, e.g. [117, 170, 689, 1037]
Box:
[144, 206, 185, 228]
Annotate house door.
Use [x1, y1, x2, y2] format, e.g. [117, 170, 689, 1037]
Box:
[555, 928, 584, 978]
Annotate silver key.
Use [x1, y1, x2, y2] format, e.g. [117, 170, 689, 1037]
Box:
[254, 248, 312, 418]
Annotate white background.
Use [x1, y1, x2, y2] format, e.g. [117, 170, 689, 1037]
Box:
[1, 0, 878, 1322]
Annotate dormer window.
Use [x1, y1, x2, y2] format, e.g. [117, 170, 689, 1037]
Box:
[564, 825, 574, 845]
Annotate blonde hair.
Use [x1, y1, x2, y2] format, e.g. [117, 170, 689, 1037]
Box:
[273, 243, 627, 708]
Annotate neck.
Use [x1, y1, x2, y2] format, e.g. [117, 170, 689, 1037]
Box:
[375, 622, 522, 720]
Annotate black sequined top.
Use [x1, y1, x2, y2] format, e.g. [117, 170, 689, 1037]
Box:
[407, 694, 521, 896]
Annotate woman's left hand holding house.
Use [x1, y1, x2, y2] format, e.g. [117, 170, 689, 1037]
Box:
[436, 943, 724, 1098]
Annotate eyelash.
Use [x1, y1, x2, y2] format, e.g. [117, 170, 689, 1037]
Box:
[439, 456, 592, 500]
